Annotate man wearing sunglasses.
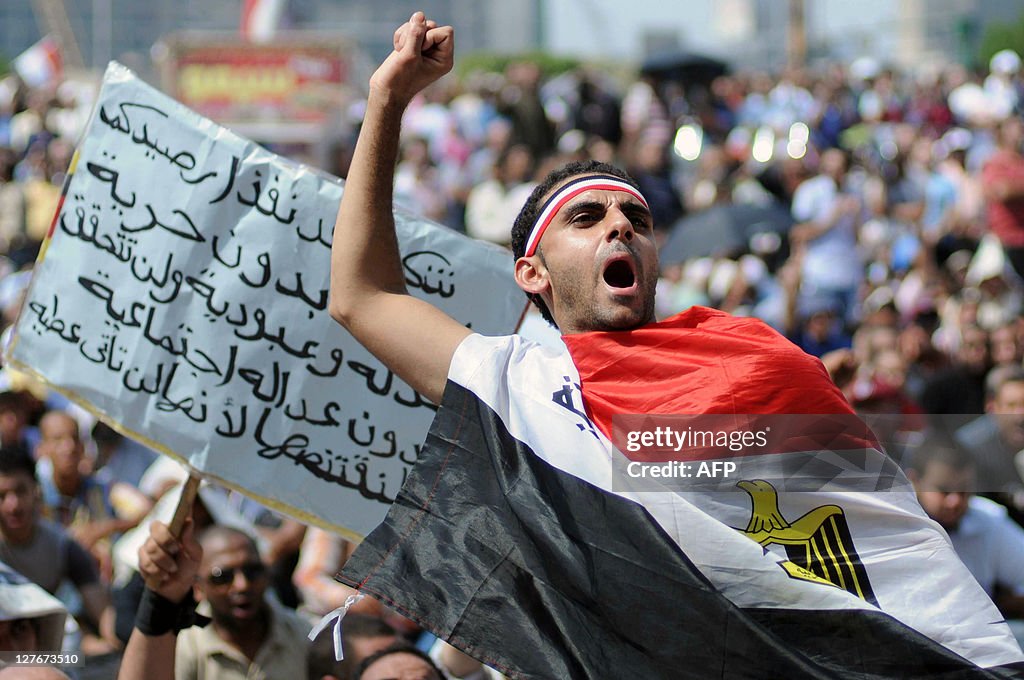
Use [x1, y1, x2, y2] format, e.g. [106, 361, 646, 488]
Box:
[173, 525, 309, 680]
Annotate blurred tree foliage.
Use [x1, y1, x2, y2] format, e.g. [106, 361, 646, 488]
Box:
[978, 12, 1024, 69]
[456, 51, 580, 79]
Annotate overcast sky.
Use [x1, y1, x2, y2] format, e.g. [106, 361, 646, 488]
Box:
[541, 0, 900, 62]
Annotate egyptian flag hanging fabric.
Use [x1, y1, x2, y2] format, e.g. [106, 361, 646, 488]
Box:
[339, 306, 1024, 679]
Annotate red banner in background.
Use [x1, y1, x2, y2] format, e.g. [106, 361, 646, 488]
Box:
[157, 36, 353, 135]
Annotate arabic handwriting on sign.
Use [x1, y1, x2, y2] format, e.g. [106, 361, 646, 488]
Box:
[97, 101, 216, 184]
[238, 361, 290, 407]
[27, 296, 81, 343]
[215, 345, 239, 387]
[403, 250, 456, 298]
[123, 362, 170, 396]
[236, 170, 298, 225]
[184, 275, 229, 317]
[347, 360, 393, 397]
[139, 309, 232, 377]
[59, 206, 136, 263]
[283, 398, 341, 428]
[121, 204, 206, 243]
[369, 430, 397, 459]
[129, 252, 184, 304]
[210, 155, 240, 204]
[85, 162, 136, 207]
[79, 320, 126, 371]
[78, 275, 147, 328]
[232, 307, 319, 359]
[347, 411, 375, 447]
[253, 408, 394, 504]
[211, 234, 241, 268]
[239, 252, 272, 288]
[393, 386, 437, 412]
[275, 272, 327, 312]
[99, 100, 168, 134]
[305, 348, 343, 378]
[399, 443, 422, 466]
[147, 269, 184, 304]
[58, 200, 200, 302]
[154, 363, 208, 423]
[216, 404, 248, 438]
[296, 217, 332, 249]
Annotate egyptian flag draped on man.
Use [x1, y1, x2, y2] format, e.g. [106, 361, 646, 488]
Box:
[340, 306, 1024, 679]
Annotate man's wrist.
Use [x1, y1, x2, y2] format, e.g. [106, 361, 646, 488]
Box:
[134, 587, 209, 637]
[366, 86, 411, 115]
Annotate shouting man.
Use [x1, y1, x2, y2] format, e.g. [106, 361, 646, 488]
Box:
[327, 12, 1023, 679]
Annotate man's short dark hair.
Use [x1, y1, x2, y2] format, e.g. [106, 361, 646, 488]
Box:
[510, 160, 640, 326]
[908, 431, 974, 477]
[196, 524, 260, 555]
[0, 444, 35, 482]
[986, 364, 1024, 400]
[354, 642, 443, 680]
[342, 614, 398, 640]
[0, 391, 24, 412]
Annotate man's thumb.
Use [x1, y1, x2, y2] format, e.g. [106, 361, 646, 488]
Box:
[401, 12, 426, 57]
[180, 518, 202, 560]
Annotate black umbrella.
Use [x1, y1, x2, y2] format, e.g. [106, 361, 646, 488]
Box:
[660, 202, 794, 265]
[640, 51, 728, 86]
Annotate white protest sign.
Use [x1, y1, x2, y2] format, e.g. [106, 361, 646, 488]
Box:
[0, 561, 67, 651]
[8, 62, 526, 540]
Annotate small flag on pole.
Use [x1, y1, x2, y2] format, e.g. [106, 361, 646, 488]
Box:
[240, 0, 286, 43]
[13, 36, 63, 88]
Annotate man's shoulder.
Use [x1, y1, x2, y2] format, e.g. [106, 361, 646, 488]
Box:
[31, 519, 69, 548]
[955, 415, 1000, 449]
[450, 332, 569, 383]
[793, 174, 835, 200]
[269, 599, 313, 640]
[968, 496, 1011, 522]
[984, 149, 1024, 171]
[655, 306, 792, 347]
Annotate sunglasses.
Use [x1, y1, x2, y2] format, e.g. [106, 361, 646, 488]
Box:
[206, 562, 266, 587]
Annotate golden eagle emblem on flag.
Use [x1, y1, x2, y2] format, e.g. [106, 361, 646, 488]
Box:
[736, 480, 877, 605]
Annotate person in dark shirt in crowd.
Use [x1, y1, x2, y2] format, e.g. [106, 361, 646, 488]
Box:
[35, 410, 140, 577]
[920, 323, 989, 418]
[0, 444, 118, 653]
[957, 364, 1024, 526]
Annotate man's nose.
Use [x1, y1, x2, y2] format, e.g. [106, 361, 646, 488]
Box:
[944, 492, 968, 508]
[231, 570, 254, 590]
[604, 207, 635, 243]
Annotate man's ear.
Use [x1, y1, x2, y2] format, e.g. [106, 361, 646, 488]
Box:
[514, 255, 549, 297]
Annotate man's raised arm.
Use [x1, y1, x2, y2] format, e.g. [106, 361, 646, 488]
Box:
[328, 12, 471, 405]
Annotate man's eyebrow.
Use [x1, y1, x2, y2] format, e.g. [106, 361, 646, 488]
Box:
[560, 200, 604, 220]
[620, 201, 653, 220]
[560, 198, 651, 221]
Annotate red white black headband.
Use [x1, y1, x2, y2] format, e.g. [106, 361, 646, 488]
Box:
[523, 175, 649, 257]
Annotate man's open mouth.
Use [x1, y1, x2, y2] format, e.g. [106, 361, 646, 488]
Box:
[603, 257, 637, 290]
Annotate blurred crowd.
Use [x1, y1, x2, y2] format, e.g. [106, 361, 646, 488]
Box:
[5, 42, 1024, 677]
